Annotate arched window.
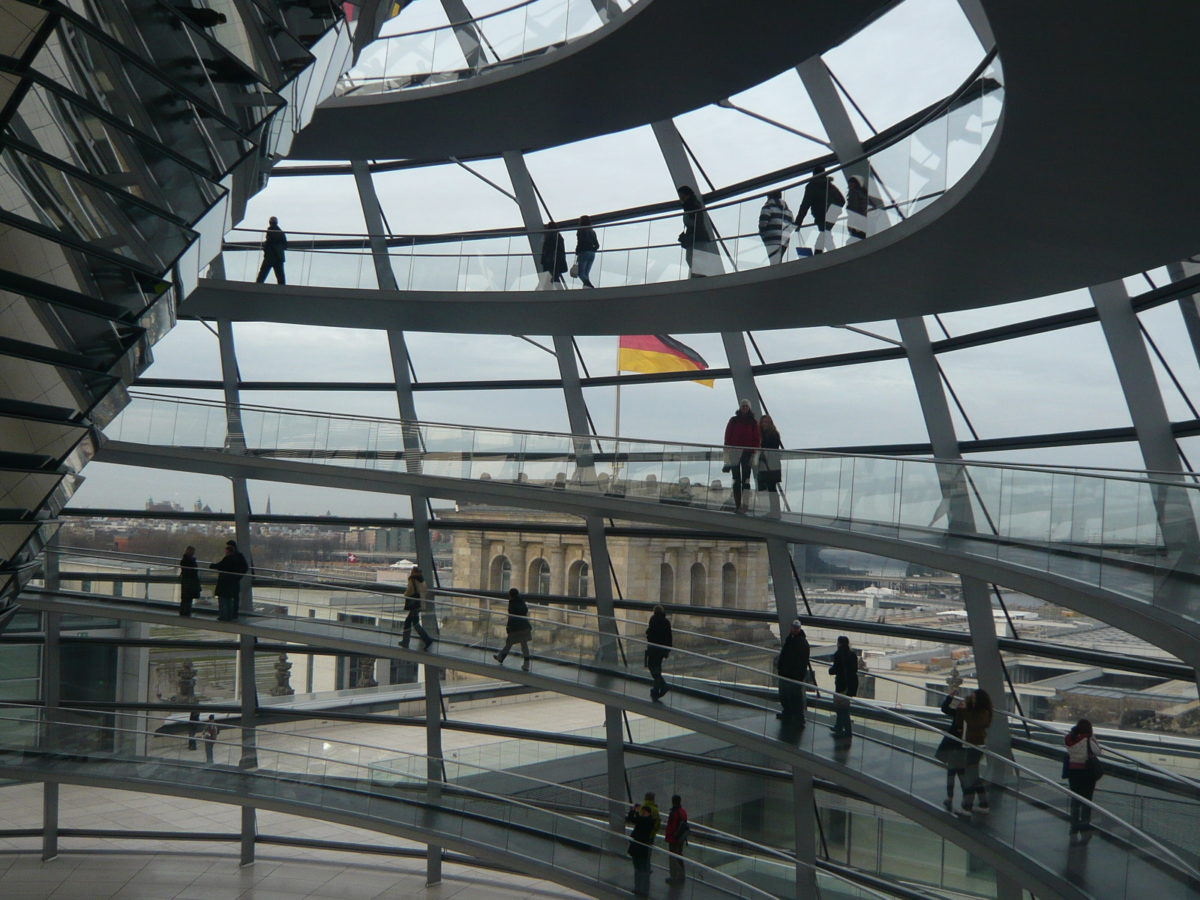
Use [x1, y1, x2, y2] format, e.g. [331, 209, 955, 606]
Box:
[659, 563, 674, 605]
[489, 555, 512, 591]
[722, 562, 737, 608]
[567, 560, 590, 597]
[690, 563, 706, 606]
[528, 558, 551, 595]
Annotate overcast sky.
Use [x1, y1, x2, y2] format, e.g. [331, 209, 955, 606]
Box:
[67, 0, 1200, 516]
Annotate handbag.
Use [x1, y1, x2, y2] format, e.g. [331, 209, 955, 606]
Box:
[935, 732, 968, 769]
[569, 261, 580, 278]
[1085, 743, 1104, 783]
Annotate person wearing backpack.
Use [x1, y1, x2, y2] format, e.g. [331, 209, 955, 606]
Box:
[664, 794, 690, 885]
[1065, 719, 1104, 841]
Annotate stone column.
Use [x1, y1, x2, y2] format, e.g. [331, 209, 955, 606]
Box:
[549, 544, 567, 595]
[509, 541, 527, 592]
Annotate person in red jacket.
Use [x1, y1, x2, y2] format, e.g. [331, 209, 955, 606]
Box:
[722, 399, 761, 513]
[664, 794, 689, 885]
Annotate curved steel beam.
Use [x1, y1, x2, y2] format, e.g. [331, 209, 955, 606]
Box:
[202, 3, 1200, 333]
[290, 0, 894, 160]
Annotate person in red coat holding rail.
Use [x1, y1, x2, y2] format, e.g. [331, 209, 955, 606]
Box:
[722, 399, 761, 513]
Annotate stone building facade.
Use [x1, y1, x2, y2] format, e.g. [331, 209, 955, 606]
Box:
[447, 505, 773, 642]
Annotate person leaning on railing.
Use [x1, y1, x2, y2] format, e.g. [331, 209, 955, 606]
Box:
[1064, 719, 1104, 842]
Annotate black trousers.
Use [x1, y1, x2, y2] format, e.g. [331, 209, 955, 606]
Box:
[1067, 771, 1097, 830]
[401, 607, 431, 645]
[180, 588, 199, 617]
[646, 648, 669, 695]
[732, 450, 754, 508]
[256, 257, 285, 284]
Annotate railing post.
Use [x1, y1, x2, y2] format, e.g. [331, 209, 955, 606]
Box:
[792, 768, 818, 897]
[40, 605, 60, 862]
[238, 633, 258, 864]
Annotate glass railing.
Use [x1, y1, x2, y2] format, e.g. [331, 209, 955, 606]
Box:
[47, 544, 1200, 800]
[0, 705, 779, 900]
[27, 552, 1200, 891]
[103, 392, 1200, 620]
[46, 545, 1200, 859]
[339, 0, 638, 96]
[218, 57, 1002, 290]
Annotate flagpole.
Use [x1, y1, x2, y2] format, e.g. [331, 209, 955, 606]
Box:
[613, 353, 622, 479]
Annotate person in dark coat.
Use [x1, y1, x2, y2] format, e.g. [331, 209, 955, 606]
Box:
[776, 619, 810, 722]
[756, 414, 783, 515]
[828, 635, 859, 737]
[1065, 718, 1103, 840]
[677, 185, 718, 277]
[722, 399, 761, 513]
[626, 792, 660, 896]
[493, 588, 533, 671]
[255, 216, 287, 283]
[939, 688, 993, 813]
[645, 605, 673, 700]
[846, 175, 869, 241]
[795, 165, 844, 253]
[399, 566, 434, 650]
[540, 222, 568, 288]
[574, 215, 600, 288]
[179, 545, 200, 617]
[210, 540, 248, 622]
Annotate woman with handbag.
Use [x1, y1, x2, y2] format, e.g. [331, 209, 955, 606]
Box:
[1065, 719, 1103, 840]
[756, 415, 783, 515]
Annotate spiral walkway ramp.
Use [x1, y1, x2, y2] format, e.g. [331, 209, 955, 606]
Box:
[3, 0, 1200, 897]
[14, 570, 1200, 900]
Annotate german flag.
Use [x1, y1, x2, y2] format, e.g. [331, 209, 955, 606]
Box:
[618, 335, 713, 387]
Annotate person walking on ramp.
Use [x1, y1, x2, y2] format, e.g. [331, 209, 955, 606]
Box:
[255, 216, 287, 284]
[645, 605, 673, 700]
[493, 588, 533, 671]
[399, 565, 434, 650]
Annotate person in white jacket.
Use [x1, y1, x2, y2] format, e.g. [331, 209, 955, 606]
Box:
[1064, 718, 1103, 840]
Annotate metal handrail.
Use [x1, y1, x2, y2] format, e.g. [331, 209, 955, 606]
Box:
[226, 49, 1000, 247]
[120, 390, 1200, 491]
[0, 704, 778, 899]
